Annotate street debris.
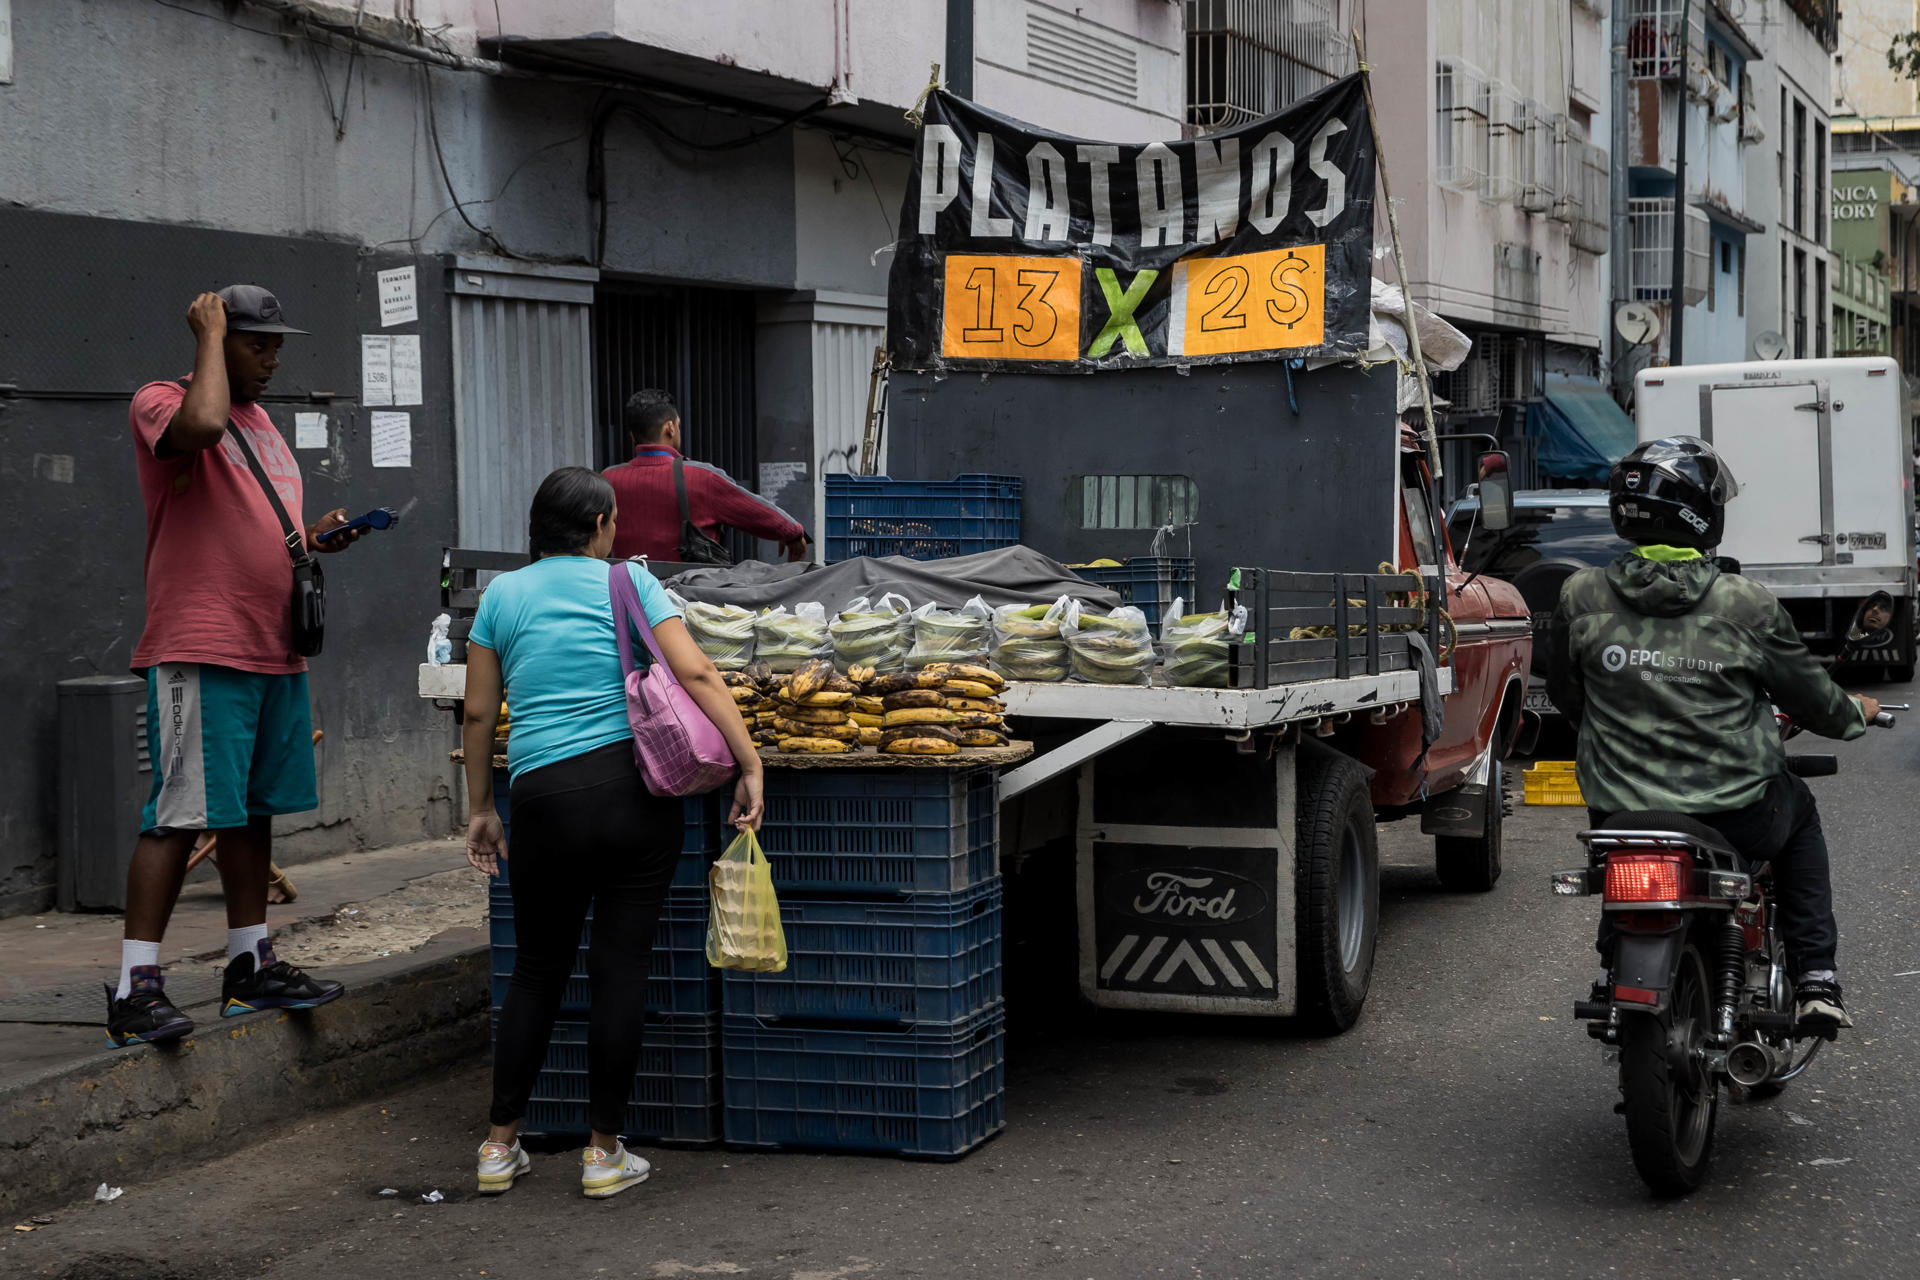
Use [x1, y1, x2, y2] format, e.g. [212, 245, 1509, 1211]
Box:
[420, 1189, 445, 1203]
[93, 1184, 123, 1202]
[1808, 1157, 1853, 1167]
[378, 1188, 399, 1196]
[1787, 1113, 1814, 1127]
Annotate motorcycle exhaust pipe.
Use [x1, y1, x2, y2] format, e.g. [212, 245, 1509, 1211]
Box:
[1726, 1040, 1777, 1088]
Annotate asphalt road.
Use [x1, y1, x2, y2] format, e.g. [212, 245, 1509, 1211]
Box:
[11, 679, 1918, 1280]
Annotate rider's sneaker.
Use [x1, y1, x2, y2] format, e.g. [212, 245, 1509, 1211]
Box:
[1795, 978, 1854, 1037]
[580, 1142, 650, 1199]
[221, 947, 344, 1017]
[103, 968, 194, 1047]
[476, 1140, 531, 1195]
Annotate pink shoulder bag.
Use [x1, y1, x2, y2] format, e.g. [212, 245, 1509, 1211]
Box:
[609, 563, 738, 797]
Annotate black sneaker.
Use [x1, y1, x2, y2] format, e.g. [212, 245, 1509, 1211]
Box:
[221, 948, 345, 1018]
[1795, 978, 1854, 1038]
[104, 967, 194, 1047]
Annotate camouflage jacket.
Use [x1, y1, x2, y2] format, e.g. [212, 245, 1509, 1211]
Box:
[1547, 552, 1864, 815]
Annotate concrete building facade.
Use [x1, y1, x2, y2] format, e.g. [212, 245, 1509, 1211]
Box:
[0, 0, 1183, 913]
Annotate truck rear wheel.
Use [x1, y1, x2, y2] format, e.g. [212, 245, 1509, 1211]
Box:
[1295, 751, 1380, 1033]
[1434, 759, 1505, 892]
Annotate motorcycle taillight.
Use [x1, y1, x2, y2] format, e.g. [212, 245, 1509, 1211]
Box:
[1603, 852, 1690, 903]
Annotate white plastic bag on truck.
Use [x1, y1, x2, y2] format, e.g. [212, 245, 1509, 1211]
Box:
[830, 592, 913, 674]
[906, 596, 993, 669]
[682, 599, 757, 670]
[753, 603, 832, 672]
[1062, 604, 1156, 685]
[989, 596, 1072, 682]
[1160, 598, 1249, 688]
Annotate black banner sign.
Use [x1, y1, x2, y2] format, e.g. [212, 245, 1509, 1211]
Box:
[886, 77, 1376, 373]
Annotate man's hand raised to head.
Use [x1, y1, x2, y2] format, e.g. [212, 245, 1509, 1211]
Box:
[186, 292, 228, 344]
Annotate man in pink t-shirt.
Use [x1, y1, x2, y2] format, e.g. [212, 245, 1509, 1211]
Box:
[108, 285, 364, 1048]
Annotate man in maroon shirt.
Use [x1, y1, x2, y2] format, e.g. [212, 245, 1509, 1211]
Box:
[604, 390, 808, 563]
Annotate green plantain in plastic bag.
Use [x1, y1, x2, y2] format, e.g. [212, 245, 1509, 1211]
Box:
[706, 826, 788, 972]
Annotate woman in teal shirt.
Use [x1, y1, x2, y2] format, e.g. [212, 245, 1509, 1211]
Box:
[460, 466, 761, 1200]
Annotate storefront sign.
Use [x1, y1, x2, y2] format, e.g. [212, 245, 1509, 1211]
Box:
[1832, 184, 1881, 222]
[887, 77, 1376, 372]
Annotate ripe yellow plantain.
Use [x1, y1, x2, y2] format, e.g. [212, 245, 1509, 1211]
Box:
[775, 717, 859, 741]
[957, 728, 1011, 748]
[950, 711, 1004, 729]
[851, 695, 886, 716]
[881, 707, 961, 728]
[947, 663, 1005, 690]
[944, 697, 1001, 715]
[787, 659, 836, 702]
[882, 737, 959, 756]
[882, 689, 946, 711]
[773, 703, 851, 726]
[780, 736, 851, 754]
[848, 711, 884, 729]
[943, 680, 998, 701]
[857, 726, 883, 747]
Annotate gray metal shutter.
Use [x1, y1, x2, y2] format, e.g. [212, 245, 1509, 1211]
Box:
[449, 257, 599, 551]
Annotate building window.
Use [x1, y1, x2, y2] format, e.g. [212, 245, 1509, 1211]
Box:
[1815, 257, 1827, 356]
[1792, 99, 1807, 235]
[1738, 241, 1746, 315]
[1815, 130, 1827, 244]
[1794, 247, 1808, 357]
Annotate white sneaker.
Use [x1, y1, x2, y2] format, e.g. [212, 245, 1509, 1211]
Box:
[581, 1141, 651, 1199]
[476, 1140, 530, 1194]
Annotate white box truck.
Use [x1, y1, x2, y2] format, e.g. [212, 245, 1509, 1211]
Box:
[1635, 357, 1916, 679]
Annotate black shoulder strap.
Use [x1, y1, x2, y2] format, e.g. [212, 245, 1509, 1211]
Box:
[674, 457, 694, 527]
[178, 380, 305, 566]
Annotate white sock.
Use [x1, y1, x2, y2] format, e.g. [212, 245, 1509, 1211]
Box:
[228, 924, 270, 968]
[117, 939, 162, 1000]
[1799, 968, 1837, 986]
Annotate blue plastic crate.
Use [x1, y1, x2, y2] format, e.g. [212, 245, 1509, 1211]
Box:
[1070, 557, 1197, 637]
[720, 1006, 1006, 1160]
[490, 887, 715, 1016]
[505, 1012, 722, 1147]
[759, 769, 997, 896]
[823, 474, 1022, 563]
[721, 881, 1002, 1025]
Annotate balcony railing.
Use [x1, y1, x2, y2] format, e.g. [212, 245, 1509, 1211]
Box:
[1629, 197, 1710, 304]
[1624, 0, 1705, 79]
[1186, 0, 1355, 131]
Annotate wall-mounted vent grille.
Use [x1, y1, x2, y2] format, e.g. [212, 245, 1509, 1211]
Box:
[1028, 7, 1139, 102]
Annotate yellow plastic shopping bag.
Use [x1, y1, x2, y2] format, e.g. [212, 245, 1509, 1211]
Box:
[706, 826, 788, 972]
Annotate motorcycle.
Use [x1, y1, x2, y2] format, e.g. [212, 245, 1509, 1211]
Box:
[1550, 592, 1902, 1195]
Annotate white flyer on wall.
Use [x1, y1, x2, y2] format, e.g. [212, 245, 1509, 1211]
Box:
[360, 335, 393, 406]
[294, 412, 328, 449]
[390, 335, 423, 406]
[758, 461, 807, 496]
[370, 411, 412, 468]
[377, 266, 418, 327]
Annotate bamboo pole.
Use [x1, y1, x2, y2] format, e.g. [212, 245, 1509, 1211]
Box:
[1353, 30, 1442, 482]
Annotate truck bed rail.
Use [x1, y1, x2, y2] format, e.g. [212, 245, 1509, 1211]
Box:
[1228, 568, 1444, 689]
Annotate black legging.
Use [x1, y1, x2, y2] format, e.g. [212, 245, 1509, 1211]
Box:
[490, 742, 681, 1135]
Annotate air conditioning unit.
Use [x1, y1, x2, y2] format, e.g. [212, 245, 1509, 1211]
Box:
[1435, 58, 1491, 194]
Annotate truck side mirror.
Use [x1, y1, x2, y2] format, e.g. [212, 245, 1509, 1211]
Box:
[1476, 452, 1514, 532]
[1845, 590, 1897, 650]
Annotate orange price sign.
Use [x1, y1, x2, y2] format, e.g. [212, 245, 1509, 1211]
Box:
[1169, 244, 1325, 358]
[940, 255, 1083, 361]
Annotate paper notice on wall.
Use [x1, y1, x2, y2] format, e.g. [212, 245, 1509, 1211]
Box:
[390, 335, 423, 406]
[360, 335, 393, 406]
[378, 266, 418, 327]
[758, 461, 807, 497]
[370, 411, 412, 468]
[295, 412, 328, 449]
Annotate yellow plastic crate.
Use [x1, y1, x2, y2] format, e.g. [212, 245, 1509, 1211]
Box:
[1524, 761, 1586, 807]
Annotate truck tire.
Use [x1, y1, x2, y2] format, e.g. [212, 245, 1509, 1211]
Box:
[1434, 758, 1505, 893]
[1295, 751, 1380, 1033]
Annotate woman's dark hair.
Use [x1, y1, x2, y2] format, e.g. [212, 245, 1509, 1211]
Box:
[528, 466, 615, 560]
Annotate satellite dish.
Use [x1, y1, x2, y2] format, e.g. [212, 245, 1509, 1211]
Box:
[1753, 330, 1790, 360]
[1615, 302, 1661, 347]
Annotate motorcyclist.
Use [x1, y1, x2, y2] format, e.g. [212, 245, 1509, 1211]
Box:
[1546, 435, 1875, 1036]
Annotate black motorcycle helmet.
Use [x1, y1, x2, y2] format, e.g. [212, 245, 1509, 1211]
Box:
[1608, 435, 1740, 549]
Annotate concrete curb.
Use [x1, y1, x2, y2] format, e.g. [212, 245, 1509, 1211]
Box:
[0, 935, 490, 1218]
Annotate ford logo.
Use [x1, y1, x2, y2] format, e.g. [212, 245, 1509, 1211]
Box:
[1105, 867, 1271, 926]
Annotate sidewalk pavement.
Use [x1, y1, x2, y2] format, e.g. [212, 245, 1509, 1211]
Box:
[0, 838, 494, 1218]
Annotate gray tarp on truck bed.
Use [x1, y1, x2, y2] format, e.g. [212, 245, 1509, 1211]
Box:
[664, 546, 1122, 614]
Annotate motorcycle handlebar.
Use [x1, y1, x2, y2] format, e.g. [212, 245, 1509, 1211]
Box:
[1874, 711, 1897, 728]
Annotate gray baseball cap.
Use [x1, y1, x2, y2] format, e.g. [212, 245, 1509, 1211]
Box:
[216, 284, 309, 334]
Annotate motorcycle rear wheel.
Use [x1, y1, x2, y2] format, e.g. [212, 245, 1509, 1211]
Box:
[1619, 941, 1718, 1196]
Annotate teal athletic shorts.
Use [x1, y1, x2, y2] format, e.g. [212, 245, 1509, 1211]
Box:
[141, 663, 318, 834]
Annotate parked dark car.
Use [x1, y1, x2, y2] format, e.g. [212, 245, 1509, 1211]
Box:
[1448, 489, 1625, 715]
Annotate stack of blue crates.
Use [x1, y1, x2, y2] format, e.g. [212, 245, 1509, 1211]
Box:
[719, 768, 1007, 1160]
[487, 769, 727, 1146]
[823, 474, 1023, 563]
[1070, 556, 1197, 637]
